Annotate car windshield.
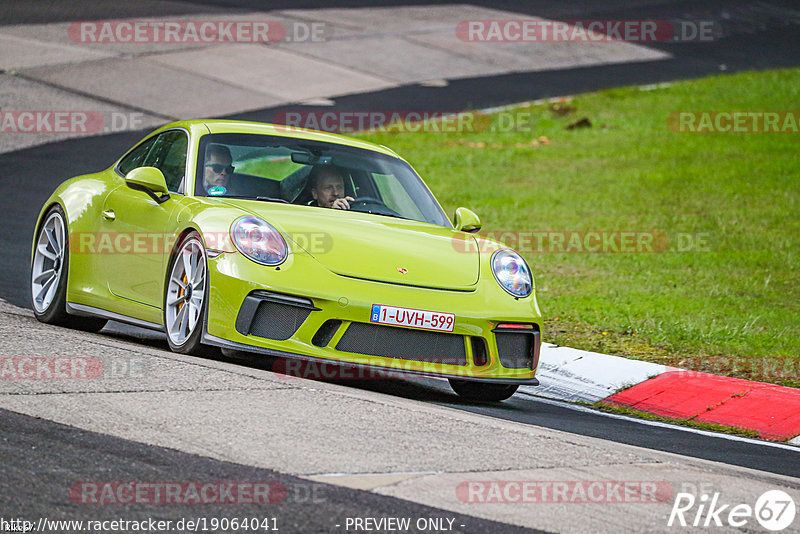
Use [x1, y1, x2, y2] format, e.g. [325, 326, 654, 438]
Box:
[195, 133, 450, 227]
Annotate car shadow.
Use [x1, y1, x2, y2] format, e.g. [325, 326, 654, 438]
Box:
[99, 320, 521, 407]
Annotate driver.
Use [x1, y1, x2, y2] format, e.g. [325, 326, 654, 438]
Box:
[203, 144, 235, 194]
[309, 166, 354, 210]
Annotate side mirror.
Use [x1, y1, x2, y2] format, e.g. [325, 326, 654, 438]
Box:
[126, 166, 170, 204]
[453, 207, 481, 233]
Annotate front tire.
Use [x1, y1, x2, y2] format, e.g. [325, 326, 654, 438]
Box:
[448, 379, 519, 402]
[164, 232, 213, 356]
[31, 205, 107, 332]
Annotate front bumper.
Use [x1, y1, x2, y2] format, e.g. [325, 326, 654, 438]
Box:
[204, 250, 541, 384]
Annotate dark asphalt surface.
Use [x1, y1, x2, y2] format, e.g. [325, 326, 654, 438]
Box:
[219, 351, 800, 479]
[229, 0, 800, 120]
[1, 1, 799, 531]
[0, 408, 542, 534]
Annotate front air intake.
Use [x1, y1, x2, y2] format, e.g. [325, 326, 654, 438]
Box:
[492, 324, 541, 370]
[336, 322, 467, 366]
[235, 291, 319, 341]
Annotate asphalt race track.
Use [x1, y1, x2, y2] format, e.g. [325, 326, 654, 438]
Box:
[212, 352, 800, 478]
[2, 1, 799, 532]
[0, 408, 537, 533]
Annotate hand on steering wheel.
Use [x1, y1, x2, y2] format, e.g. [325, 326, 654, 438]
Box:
[331, 196, 355, 210]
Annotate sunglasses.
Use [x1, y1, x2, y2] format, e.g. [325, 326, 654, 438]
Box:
[205, 163, 235, 174]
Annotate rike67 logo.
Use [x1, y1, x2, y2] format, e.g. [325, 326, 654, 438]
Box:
[668, 489, 796, 531]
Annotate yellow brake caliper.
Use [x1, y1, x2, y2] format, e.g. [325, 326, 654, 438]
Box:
[177, 272, 187, 312]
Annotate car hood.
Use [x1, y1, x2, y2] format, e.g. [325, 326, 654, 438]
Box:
[220, 200, 480, 290]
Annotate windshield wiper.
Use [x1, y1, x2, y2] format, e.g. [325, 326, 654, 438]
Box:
[256, 196, 289, 203]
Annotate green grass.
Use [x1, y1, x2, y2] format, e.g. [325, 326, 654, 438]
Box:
[353, 68, 800, 387]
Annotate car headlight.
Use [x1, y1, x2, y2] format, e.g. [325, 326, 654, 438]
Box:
[230, 216, 288, 266]
[491, 249, 532, 298]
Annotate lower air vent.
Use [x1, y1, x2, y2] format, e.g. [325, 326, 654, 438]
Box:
[312, 320, 342, 347]
[336, 322, 467, 366]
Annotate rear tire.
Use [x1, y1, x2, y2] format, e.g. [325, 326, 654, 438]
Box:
[448, 379, 519, 402]
[31, 205, 107, 332]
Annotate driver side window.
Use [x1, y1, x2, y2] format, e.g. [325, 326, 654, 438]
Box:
[117, 136, 157, 176]
[143, 130, 188, 194]
[116, 131, 188, 194]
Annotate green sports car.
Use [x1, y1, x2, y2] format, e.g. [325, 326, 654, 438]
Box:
[31, 120, 541, 401]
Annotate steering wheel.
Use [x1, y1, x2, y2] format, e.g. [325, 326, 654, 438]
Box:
[348, 196, 402, 218]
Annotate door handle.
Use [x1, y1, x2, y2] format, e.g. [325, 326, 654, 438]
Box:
[102, 209, 116, 221]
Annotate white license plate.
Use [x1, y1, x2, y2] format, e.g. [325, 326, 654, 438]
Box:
[370, 304, 455, 332]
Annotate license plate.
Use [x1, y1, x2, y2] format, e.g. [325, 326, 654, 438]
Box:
[370, 304, 455, 332]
